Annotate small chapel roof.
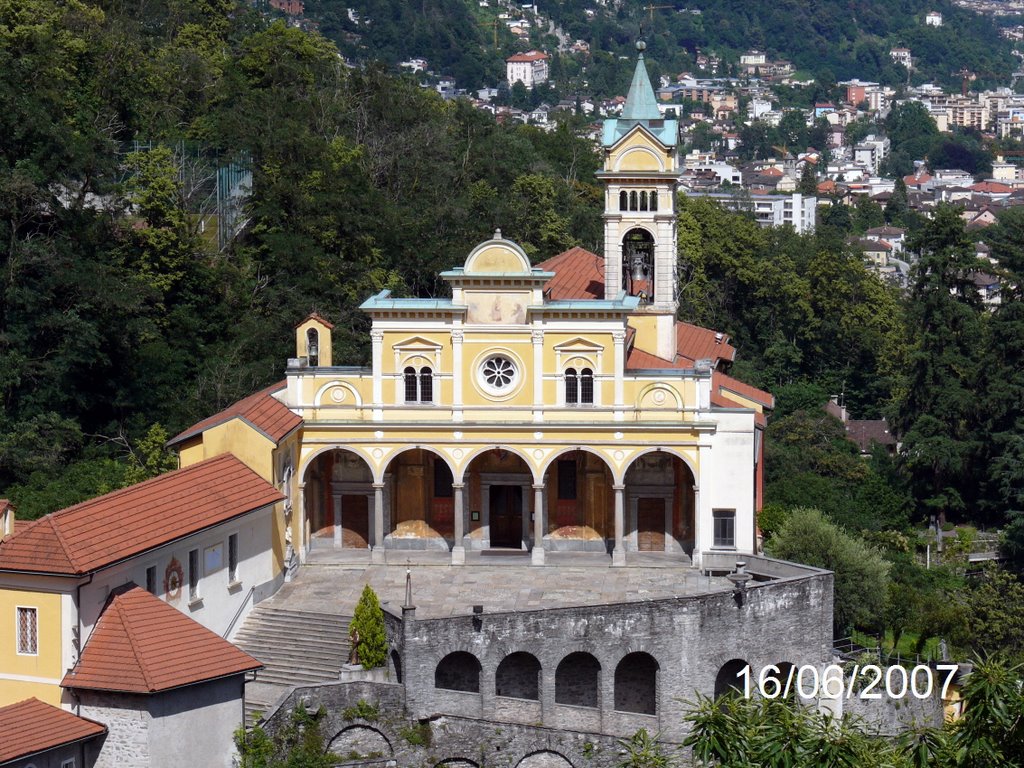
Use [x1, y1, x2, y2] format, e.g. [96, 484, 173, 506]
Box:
[0, 698, 106, 764]
[62, 586, 262, 694]
[0, 454, 283, 576]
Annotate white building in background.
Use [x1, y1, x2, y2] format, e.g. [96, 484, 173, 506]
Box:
[890, 47, 912, 69]
[506, 50, 549, 88]
[925, 11, 943, 26]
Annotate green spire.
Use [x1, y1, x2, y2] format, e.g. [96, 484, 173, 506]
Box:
[621, 42, 661, 121]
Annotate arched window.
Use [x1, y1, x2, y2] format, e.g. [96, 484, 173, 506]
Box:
[565, 368, 578, 405]
[404, 365, 433, 404]
[619, 190, 628, 210]
[555, 652, 600, 707]
[714, 658, 749, 699]
[622, 228, 655, 302]
[629, 191, 638, 211]
[404, 367, 418, 403]
[579, 368, 594, 404]
[650, 191, 658, 211]
[307, 328, 320, 366]
[614, 652, 659, 714]
[639, 191, 648, 211]
[419, 367, 433, 402]
[435, 651, 481, 692]
[496, 652, 541, 700]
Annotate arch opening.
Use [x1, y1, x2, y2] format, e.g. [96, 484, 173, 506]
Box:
[435, 651, 482, 693]
[614, 652, 659, 714]
[623, 452, 696, 556]
[463, 449, 532, 550]
[495, 651, 541, 700]
[303, 449, 373, 550]
[384, 448, 455, 547]
[555, 652, 600, 708]
[622, 228, 655, 303]
[715, 659, 749, 699]
[542, 450, 614, 552]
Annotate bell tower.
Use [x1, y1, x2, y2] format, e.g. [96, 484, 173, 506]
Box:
[599, 42, 680, 360]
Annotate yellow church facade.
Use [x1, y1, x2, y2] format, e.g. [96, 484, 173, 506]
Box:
[173, 50, 772, 570]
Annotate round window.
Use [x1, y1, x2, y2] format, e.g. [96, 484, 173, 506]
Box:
[479, 355, 518, 394]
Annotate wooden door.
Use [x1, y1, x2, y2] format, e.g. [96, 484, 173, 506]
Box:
[489, 485, 523, 548]
[341, 495, 369, 548]
[637, 498, 665, 552]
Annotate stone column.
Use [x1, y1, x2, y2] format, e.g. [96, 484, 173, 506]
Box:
[612, 484, 626, 566]
[372, 483, 385, 563]
[531, 484, 545, 565]
[452, 483, 466, 565]
[333, 492, 343, 547]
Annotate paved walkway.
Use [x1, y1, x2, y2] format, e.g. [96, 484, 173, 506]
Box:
[269, 549, 732, 619]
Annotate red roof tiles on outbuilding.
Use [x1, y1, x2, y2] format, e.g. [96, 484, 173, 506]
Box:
[168, 381, 301, 447]
[0, 698, 106, 764]
[0, 454, 283, 576]
[62, 586, 262, 694]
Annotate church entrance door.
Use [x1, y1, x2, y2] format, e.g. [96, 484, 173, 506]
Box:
[489, 485, 523, 548]
[637, 498, 666, 551]
[341, 495, 370, 548]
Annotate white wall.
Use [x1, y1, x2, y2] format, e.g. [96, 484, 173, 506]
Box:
[79, 506, 275, 640]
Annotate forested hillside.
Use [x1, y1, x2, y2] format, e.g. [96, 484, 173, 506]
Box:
[309, 0, 1018, 94]
[0, 0, 599, 514]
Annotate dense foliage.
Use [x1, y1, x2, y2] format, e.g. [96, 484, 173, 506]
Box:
[684, 655, 1024, 767]
[0, 0, 600, 516]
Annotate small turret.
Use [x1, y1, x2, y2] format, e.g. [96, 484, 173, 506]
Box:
[295, 313, 334, 367]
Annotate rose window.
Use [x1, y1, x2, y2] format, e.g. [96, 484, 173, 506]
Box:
[482, 356, 516, 389]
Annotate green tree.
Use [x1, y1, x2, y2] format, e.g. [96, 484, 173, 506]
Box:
[893, 205, 986, 522]
[798, 162, 817, 195]
[766, 507, 890, 634]
[349, 584, 387, 669]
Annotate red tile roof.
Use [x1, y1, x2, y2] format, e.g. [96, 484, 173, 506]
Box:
[507, 51, 549, 62]
[713, 371, 774, 408]
[538, 247, 606, 300]
[296, 311, 334, 329]
[626, 346, 685, 370]
[62, 586, 261, 694]
[0, 455, 283, 576]
[676, 322, 735, 365]
[845, 419, 896, 452]
[168, 381, 301, 447]
[0, 698, 106, 763]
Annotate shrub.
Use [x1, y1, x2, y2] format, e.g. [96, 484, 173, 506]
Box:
[349, 584, 387, 670]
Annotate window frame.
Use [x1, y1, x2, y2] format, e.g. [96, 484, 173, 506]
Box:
[712, 509, 736, 549]
[228, 533, 239, 585]
[16, 606, 38, 656]
[564, 367, 578, 405]
[579, 368, 594, 404]
[188, 548, 201, 602]
[404, 365, 434, 404]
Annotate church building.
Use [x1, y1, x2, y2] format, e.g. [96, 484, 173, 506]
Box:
[171, 45, 773, 569]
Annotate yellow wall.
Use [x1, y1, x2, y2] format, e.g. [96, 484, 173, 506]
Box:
[608, 129, 675, 173]
[296, 317, 333, 366]
[0, 589, 63, 706]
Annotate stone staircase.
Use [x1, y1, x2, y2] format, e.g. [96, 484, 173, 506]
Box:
[233, 605, 352, 725]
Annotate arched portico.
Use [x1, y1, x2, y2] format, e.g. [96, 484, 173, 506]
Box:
[302, 449, 375, 551]
[623, 450, 696, 557]
[539, 449, 614, 554]
[382, 448, 456, 552]
[463, 449, 534, 552]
